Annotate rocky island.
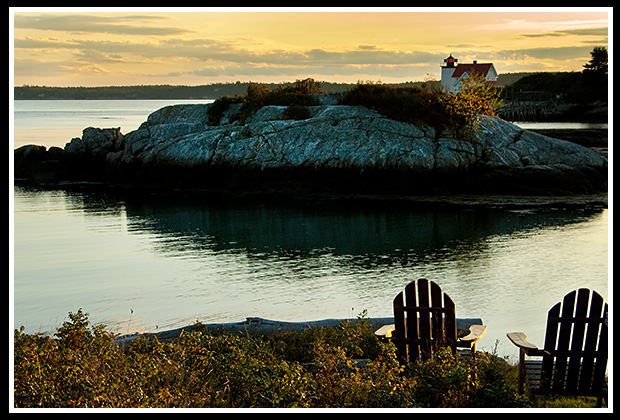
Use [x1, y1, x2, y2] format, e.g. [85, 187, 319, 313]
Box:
[14, 99, 608, 198]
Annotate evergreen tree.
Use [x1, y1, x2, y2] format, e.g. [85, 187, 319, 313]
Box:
[583, 46, 608, 75]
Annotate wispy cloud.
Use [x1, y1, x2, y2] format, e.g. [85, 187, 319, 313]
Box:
[521, 27, 608, 38]
[479, 17, 608, 32]
[500, 45, 596, 61]
[14, 13, 192, 36]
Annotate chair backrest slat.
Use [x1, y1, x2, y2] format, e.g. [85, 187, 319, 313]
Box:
[554, 290, 577, 390]
[430, 282, 444, 347]
[579, 291, 605, 391]
[540, 302, 560, 392]
[393, 291, 407, 363]
[591, 302, 608, 393]
[566, 289, 591, 391]
[403, 282, 420, 362]
[443, 294, 457, 344]
[416, 280, 432, 359]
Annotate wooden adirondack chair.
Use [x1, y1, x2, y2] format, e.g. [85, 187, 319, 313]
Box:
[507, 288, 608, 406]
[375, 279, 487, 363]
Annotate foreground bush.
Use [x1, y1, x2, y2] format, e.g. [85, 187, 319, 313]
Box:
[14, 309, 531, 408]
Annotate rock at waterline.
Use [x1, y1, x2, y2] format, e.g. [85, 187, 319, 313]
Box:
[13, 103, 607, 196]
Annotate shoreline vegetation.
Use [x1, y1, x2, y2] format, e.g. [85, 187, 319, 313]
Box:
[12, 309, 607, 408]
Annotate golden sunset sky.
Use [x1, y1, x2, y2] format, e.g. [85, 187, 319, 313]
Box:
[11, 7, 611, 87]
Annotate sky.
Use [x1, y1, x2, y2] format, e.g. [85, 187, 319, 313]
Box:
[10, 7, 611, 87]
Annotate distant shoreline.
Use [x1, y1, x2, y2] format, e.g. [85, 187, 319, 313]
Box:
[13, 82, 353, 101]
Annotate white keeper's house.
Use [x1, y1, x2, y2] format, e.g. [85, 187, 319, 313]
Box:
[440, 54, 503, 93]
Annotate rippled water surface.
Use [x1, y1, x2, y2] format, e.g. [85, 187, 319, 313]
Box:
[12, 186, 608, 358]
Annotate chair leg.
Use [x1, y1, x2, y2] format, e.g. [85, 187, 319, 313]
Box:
[597, 388, 607, 408]
[517, 349, 526, 395]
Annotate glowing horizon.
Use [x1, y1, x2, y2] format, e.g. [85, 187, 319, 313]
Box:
[11, 8, 610, 87]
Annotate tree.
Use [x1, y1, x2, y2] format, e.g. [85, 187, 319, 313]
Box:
[245, 83, 271, 101]
[581, 46, 608, 103]
[439, 72, 504, 135]
[583, 46, 608, 75]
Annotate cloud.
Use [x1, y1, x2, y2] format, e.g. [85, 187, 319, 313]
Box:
[358, 45, 379, 50]
[500, 45, 595, 61]
[521, 27, 608, 38]
[14, 37, 75, 49]
[480, 17, 608, 33]
[14, 14, 192, 36]
[187, 61, 434, 80]
[14, 58, 74, 77]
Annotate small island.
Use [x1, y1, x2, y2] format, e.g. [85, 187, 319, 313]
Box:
[14, 79, 607, 200]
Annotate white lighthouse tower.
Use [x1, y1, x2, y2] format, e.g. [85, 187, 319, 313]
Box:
[441, 54, 458, 92]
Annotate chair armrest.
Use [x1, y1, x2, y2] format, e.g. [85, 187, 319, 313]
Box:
[506, 332, 547, 356]
[457, 324, 487, 345]
[374, 324, 395, 339]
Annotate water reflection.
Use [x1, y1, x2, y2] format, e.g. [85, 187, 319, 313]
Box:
[121, 193, 601, 270]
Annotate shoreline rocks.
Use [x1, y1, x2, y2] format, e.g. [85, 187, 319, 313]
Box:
[14, 103, 608, 197]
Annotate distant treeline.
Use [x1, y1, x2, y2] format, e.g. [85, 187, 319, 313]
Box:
[14, 73, 535, 101]
[502, 72, 607, 104]
[14, 82, 356, 100]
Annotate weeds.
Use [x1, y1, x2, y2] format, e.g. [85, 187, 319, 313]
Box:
[13, 309, 576, 408]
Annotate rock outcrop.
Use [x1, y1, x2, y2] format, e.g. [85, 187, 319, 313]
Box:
[14, 103, 608, 196]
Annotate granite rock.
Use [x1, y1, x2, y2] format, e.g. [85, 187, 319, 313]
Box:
[15, 103, 608, 195]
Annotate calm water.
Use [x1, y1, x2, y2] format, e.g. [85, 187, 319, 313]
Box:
[11, 100, 610, 359]
[12, 99, 213, 149]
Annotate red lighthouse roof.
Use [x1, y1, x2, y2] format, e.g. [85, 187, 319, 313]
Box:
[451, 62, 493, 78]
